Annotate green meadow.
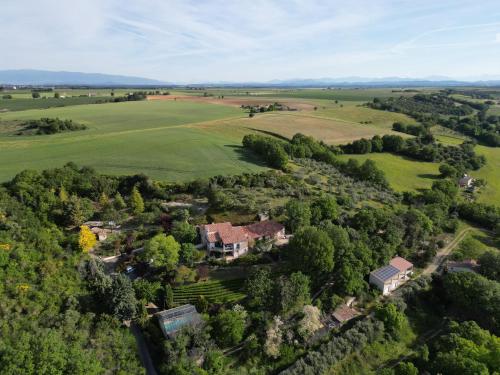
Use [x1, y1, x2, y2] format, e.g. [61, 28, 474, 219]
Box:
[0, 100, 266, 181]
[338, 153, 441, 192]
[0, 91, 498, 205]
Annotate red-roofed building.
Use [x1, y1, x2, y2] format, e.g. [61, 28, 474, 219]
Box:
[390, 256, 414, 277]
[244, 221, 285, 241]
[199, 220, 285, 260]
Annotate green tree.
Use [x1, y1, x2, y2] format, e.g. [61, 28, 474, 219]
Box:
[171, 220, 197, 243]
[273, 272, 311, 316]
[163, 284, 174, 309]
[439, 163, 458, 178]
[64, 195, 94, 226]
[32, 92, 40, 98]
[479, 251, 500, 281]
[141, 234, 180, 270]
[395, 362, 418, 375]
[113, 192, 126, 209]
[311, 194, 338, 225]
[130, 186, 144, 215]
[245, 267, 273, 309]
[288, 226, 334, 281]
[203, 350, 227, 375]
[109, 274, 137, 321]
[210, 308, 246, 347]
[285, 199, 311, 232]
[133, 279, 160, 302]
[375, 303, 406, 339]
[179, 243, 199, 267]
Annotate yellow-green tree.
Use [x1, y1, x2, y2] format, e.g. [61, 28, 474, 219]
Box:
[98, 192, 110, 208]
[79, 225, 96, 252]
[130, 186, 144, 215]
[58, 186, 69, 202]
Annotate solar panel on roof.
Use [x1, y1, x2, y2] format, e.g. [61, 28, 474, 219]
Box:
[371, 265, 399, 281]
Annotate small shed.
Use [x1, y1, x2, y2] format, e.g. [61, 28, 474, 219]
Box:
[332, 304, 359, 324]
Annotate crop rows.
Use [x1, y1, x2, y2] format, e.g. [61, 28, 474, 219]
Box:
[173, 279, 246, 304]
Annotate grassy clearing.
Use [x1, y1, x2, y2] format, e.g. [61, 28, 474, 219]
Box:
[172, 279, 246, 304]
[338, 153, 440, 192]
[434, 135, 499, 206]
[473, 145, 500, 205]
[0, 100, 268, 182]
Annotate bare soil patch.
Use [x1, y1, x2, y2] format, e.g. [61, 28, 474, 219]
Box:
[147, 95, 316, 111]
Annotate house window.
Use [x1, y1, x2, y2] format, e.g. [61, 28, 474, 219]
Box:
[236, 243, 240, 250]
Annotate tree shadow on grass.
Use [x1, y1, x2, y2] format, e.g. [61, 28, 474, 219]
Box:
[471, 231, 500, 249]
[417, 173, 441, 180]
[244, 127, 291, 141]
[224, 144, 268, 167]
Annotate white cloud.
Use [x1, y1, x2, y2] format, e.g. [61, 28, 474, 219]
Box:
[1, 0, 500, 81]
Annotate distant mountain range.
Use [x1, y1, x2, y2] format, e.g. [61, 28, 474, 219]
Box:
[0, 69, 167, 86]
[1, 69, 500, 87]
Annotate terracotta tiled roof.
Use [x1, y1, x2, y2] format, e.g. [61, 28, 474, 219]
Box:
[219, 226, 248, 244]
[202, 222, 248, 244]
[244, 220, 284, 239]
[332, 304, 359, 323]
[390, 256, 413, 272]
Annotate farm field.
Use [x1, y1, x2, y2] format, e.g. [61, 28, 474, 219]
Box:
[172, 279, 246, 304]
[0, 93, 415, 182]
[179, 87, 437, 101]
[0, 96, 111, 112]
[338, 153, 441, 192]
[0, 100, 267, 181]
[197, 112, 405, 145]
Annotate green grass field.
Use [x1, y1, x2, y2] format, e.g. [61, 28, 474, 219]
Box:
[473, 145, 500, 204]
[338, 153, 440, 192]
[0, 88, 497, 204]
[0, 96, 113, 112]
[435, 135, 500, 205]
[0, 100, 267, 181]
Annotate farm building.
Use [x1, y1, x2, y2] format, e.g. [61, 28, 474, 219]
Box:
[369, 257, 413, 295]
[444, 259, 479, 274]
[199, 220, 285, 260]
[156, 304, 202, 338]
[458, 174, 474, 188]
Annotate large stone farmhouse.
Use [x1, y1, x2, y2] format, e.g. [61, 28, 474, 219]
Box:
[369, 257, 413, 295]
[199, 220, 285, 260]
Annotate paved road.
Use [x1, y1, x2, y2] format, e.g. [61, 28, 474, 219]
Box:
[130, 322, 158, 375]
[422, 228, 472, 276]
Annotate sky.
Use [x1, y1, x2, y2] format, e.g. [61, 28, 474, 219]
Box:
[1, 0, 500, 83]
